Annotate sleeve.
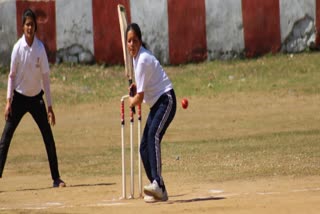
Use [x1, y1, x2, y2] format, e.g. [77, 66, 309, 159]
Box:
[7, 45, 19, 99]
[42, 72, 52, 107]
[7, 72, 15, 100]
[135, 61, 146, 93]
[40, 43, 50, 74]
[40, 40, 52, 106]
[135, 57, 152, 94]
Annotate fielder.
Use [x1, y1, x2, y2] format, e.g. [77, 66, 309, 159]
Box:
[0, 9, 65, 188]
[126, 23, 176, 202]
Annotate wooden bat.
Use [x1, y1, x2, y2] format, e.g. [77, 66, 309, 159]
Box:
[117, 4, 135, 113]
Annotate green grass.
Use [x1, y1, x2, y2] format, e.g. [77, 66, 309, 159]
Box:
[164, 129, 320, 183]
[54, 52, 319, 102]
[2, 52, 318, 104]
[169, 53, 320, 97]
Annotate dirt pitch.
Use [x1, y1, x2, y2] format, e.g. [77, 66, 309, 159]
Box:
[0, 94, 320, 214]
[1, 175, 320, 214]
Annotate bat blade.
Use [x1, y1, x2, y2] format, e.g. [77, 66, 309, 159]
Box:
[118, 4, 135, 113]
[117, 4, 133, 80]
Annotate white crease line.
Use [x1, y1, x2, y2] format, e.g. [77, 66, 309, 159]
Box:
[209, 189, 224, 194]
[209, 186, 320, 198]
[218, 193, 243, 198]
[43, 202, 64, 206]
[24, 207, 49, 210]
[86, 199, 130, 207]
[291, 187, 320, 193]
[89, 202, 129, 207]
[291, 189, 310, 193]
[257, 192, 281, 195]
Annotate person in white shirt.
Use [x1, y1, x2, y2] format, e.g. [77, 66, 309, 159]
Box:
[126, 23, 176, 202]
[0, 8, 65, 188]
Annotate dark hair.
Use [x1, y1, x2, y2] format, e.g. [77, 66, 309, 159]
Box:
[126, 23, 147, 49]
[22, 8, 37, 32]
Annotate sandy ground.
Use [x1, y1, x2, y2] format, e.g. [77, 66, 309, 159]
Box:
[1, 174, 320, 214]
[0, 94, 320, 213]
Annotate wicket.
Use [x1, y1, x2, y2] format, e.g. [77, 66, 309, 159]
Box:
[120, 95, 142, 199]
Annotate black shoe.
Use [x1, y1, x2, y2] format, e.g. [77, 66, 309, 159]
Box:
[53, 178, 66, 188]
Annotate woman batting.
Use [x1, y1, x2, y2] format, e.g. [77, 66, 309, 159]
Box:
[0, 9, 65, 188]
[126, 23, 176, 202]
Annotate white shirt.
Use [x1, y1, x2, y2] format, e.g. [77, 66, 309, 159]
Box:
[133, 46, 173, 107]
[7, 35, 52, 106]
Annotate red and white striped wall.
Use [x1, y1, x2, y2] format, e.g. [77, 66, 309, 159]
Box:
[0, 0, 319, 66]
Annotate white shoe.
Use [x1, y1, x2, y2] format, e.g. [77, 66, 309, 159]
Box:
[144, 180, 163, 200]
[144, 189, 168, 203]
[144, 195, 157, 203]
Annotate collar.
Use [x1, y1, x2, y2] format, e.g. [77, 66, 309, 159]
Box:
[22, 34, 36, 48]
[134, 46, 144, 61]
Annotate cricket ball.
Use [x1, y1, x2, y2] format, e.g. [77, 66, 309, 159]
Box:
[181, 98, 188, 109]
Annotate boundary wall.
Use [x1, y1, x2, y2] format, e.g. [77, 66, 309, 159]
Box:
[0, 0, 319, 66]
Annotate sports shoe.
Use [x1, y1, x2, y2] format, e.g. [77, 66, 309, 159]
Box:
[53, 178, 66, 188]
[162, 188, 168, 201]
[144, 188, 168, 203]
[144, 180, 164, 200]
[144, 194, 157, 203]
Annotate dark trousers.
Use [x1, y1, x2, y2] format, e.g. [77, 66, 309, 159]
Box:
[0, 90, 60, 180]
[140, 89, 176, 188]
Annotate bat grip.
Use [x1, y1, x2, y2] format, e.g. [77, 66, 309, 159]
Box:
[129, 79, 136, 114]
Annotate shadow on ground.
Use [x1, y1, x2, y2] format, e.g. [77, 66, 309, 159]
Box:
[12, 182, 116, 192]
[168, 196, 225, 204]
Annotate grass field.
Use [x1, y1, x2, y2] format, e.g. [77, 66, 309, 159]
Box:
[0, 52, 320, 213]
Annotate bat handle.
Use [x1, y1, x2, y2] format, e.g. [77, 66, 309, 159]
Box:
[129, 79, 136, 114]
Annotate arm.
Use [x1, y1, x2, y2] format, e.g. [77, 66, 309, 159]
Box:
[129, 83, 144, 108]
[42, 72, 52, 107]
[4, 98, 12, 121]
[5, 73, 14, 120]
[42, 72, 55, 126]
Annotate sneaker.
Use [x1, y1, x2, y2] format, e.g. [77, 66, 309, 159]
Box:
[144, 194, 157, 203]
[162, 188, 168, 201]
[144, 189, 168, 203]
[53, 178, 66, 188]
[143, 180, 163, 200]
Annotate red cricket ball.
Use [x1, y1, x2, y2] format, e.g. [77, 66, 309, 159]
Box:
[181, 98, 188, 109]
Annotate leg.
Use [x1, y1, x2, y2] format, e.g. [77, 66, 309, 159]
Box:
[29, 98, 60, 180]
[143, 91, 176, 200]
[0, 97, 26, 178]
[140, 113, 153, 183]
[147, 90, 176, 187]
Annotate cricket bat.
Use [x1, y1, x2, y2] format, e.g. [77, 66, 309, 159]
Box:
[118, 4, 135, 114]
